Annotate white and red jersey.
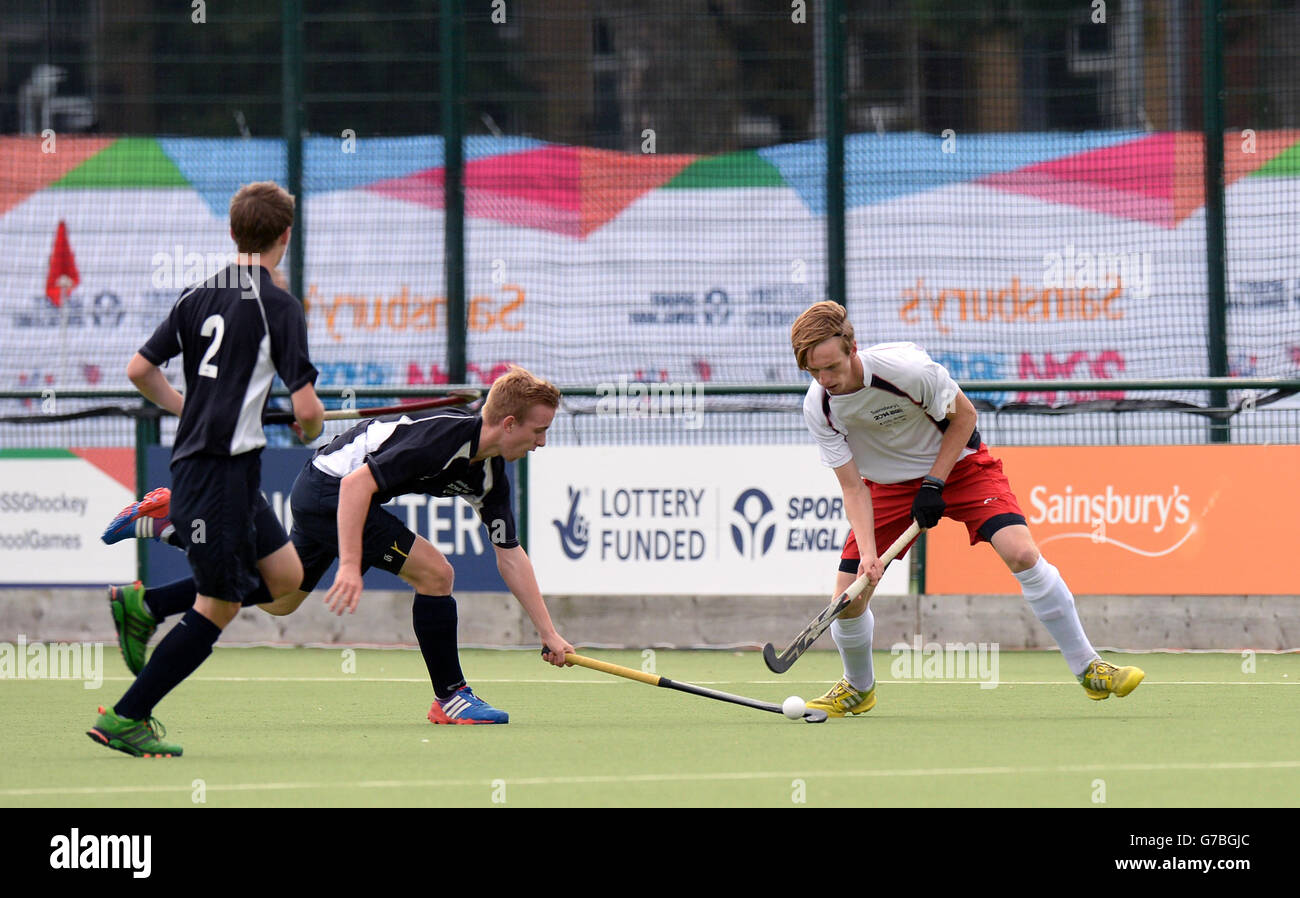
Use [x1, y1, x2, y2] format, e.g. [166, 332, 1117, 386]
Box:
[802, 342, 977, 484]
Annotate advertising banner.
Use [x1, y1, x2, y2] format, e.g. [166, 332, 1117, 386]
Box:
[6, 134, 1300, 411]
[0, 448, 135, 585]
[528, 445, 912, 596]
[925, 445, 1300, 595]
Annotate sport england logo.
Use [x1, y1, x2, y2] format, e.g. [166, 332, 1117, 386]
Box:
[12, 291, 124, 329]
[630, 288, 731, 327]
[731, 488, 775, 558]
[701, 289, 730, 326]
[552, 487, 590, 559]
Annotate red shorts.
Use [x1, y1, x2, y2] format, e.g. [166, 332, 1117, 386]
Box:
[841, 445, 1026, 569]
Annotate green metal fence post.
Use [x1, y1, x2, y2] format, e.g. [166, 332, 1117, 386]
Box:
[282, 0, 305, 302]
[824, 0, 846, 309]
[442, 0, 467, 383]
[134, 405, 160, 582]
[1202, 0, 1229, 442]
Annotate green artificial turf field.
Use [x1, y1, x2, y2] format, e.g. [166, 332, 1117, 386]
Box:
[4, 648, 1297, 807]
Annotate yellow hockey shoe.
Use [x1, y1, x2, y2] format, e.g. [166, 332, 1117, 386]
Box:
[806, 677, 876, 717]
[1078, 659, 1145, 700]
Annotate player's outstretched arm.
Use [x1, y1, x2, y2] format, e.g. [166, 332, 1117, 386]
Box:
[323, 465, 376, 615]
[494, 544, 574, 667]
[834, 460, 883, 584]
[290, 382, 324, 442]
[928, 390, 978, 483]
[126, 352, 184, 417]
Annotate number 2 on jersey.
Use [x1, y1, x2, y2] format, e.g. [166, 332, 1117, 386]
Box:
[198, 314, 225, 379]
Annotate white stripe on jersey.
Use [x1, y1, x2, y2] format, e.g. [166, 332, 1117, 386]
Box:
[230, 333, 274, 455]
[444, 439, 472, 468]
[462, 453, 493, 517]
[229, 280, 277, 456]
[173, 283, 202, 353]
[313, 418, 405, 478]
[311, 414, 473, 480]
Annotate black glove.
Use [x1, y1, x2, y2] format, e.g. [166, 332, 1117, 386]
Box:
[912, 476, 945, 529]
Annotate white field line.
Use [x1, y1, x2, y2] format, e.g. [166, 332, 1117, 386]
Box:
[3, 759, 1299, 798]
[210, 645, 1300, 655]
[84, 676, 1299, 685]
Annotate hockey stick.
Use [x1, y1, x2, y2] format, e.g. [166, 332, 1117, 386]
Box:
[564, 652, 828, 723]
[762, 520, 922, 674]
[262, 389, 481, 424]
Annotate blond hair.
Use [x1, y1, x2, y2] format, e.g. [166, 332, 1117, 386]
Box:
[230, 181, 295, 253]
[482, 366, 561, 425]
[790, 301, 854, 370]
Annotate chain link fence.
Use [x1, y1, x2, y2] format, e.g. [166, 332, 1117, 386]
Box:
[3, 1, 1299, 452]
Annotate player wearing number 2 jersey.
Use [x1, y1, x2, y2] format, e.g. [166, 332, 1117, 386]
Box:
[789, 301, 1143, 717]
[88, 181, 324, 757]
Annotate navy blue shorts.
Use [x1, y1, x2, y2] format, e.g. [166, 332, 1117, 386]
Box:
[252, 491, 291, 559]
[288, 463, 416, 592]
[170, 451, 266, 603]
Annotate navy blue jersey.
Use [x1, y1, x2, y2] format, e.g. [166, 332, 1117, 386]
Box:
[309, 409, 517, 548]
[140, 264, 317, 462]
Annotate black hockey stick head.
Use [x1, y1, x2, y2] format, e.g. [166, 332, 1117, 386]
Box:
[762, 594, 848, 674]
[762, 641, 796, 674]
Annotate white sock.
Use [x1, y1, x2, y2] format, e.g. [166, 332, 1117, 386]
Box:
[831, 608, 875, 691]
[1016, 557, 1099, 676]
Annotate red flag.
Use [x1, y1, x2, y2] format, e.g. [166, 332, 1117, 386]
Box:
[45, 220, 80, 307]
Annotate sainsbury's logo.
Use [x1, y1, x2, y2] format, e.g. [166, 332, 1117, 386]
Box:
[1028, 484, 1196, 557]
[898, 276, 1124, 335]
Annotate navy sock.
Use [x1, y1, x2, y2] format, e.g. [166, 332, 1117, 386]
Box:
[143, 579, 197, 620]
[144, 576, 270, 616]
[412, 594, 465, 700]
[115, 608, 221, 720]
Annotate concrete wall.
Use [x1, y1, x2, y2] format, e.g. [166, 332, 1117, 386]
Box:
[1, 589, 1296, 652]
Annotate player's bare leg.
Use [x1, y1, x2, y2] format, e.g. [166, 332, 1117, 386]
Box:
[807, 569, 879, 717]
[108, 538, 301, 673]
[112, 539, 302, 633]
[194, 593, 241, 629]
[258, 588, 310, 616]
[257, 541, 304, 603]
[398, 534, 455, 595]
[988, 523, 1041, 572]
[838, 572, 870, 618]
[990, 524, 1143, 698]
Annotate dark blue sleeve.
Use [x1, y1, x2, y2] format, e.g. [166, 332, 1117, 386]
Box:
[266, 290, 318, 393]
[363, 420, 434, 497]
[138, 302, 182, 366]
